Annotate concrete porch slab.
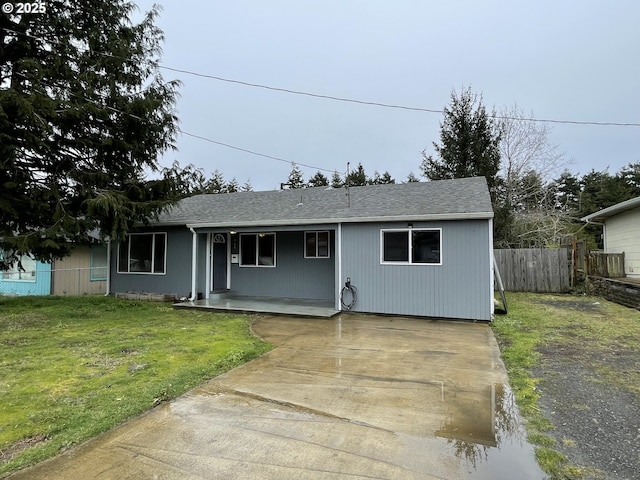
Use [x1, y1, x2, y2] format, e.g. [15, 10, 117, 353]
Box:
[173, 295, 338, 318]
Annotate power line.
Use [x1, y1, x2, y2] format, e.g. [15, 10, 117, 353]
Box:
[177, 129, 338, 174]
[5, 27, 640, 128]
[159, 65, 640, 128]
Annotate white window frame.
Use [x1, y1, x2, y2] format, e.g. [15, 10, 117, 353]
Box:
[117, 232, 167, 275]
[1, 254, 37, 282]
[380, 228, 442, 265]
[239, 233, 276, 267]
[304, 231, 331, 259]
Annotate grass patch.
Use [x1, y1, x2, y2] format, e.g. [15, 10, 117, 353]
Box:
[0, 296, 272, 476]
[492, 292, 640, 479]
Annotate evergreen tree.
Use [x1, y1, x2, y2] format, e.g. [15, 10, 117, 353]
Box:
[406, 172, 421, 183]
[420, 88, 501, 198]
[285, 163, 305, 189]
[0, 2, 180, 266]
[331, 171, 344, 188]
[204, 170, 227, 194]
[241, 179, 253, 192]
[346, 163, 367, 186]
[307, 171, 329, 187]
[369, 171, 395, 185]
[160, 161, 207, 197]
[225, 178, 240, 193]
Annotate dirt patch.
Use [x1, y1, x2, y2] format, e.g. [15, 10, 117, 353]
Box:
[0, 434, 50, 463]
[533, 344, 640, 480]
[535, 298, 605, 313]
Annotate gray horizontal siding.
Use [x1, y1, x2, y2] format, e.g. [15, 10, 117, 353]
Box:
[110, 227, 193, 297]
[340, 221, 491, 320]
[231, 230, 335, 301]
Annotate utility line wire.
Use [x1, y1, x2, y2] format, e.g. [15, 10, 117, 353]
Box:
[159, 65, 640, 128]
[5, 27, 640, 128]
[177, 129, 338, 174]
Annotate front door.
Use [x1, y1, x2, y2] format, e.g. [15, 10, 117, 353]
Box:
[211, 233, 227, 291]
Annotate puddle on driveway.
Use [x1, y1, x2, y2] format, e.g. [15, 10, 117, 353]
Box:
[249, 314, 545, 479]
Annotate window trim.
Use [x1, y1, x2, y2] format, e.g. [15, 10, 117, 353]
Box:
[239, 232, 276, 267]
[380, 228, 442, 265]
[117, 232, 167, 275]
[304, 231, 331, 259]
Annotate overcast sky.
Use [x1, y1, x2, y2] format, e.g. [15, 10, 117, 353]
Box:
[135, 0, 640, 191]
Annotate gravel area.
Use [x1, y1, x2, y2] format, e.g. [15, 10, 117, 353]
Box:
[532, 335, 640, 479]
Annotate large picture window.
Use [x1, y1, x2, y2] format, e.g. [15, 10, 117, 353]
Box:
[118, 233, 166, 274]
[381, 228, 441, 265]
[240, 233, 275, 267]
[305, 231, 330, 258]
[1, 254, 37, 282]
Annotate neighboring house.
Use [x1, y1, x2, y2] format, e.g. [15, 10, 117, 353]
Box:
[0, 253, 51, 296]
[0, 234, 108, 296]
[51, 244, 108, 295]
[109, 177, 496, 321]
[582, 196, 640, 278]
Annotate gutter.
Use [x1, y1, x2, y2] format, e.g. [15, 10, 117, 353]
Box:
[184, 212, 495, 230]
[189, 227, 197, 301]
[583, 218, 604, 226]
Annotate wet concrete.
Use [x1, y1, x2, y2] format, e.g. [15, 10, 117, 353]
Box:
[9, 315, 545, 479]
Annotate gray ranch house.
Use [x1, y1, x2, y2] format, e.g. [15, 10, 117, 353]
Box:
[109, 176, 496, 321]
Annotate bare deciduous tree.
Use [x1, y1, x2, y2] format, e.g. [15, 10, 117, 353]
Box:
[499, 104, 569, 211]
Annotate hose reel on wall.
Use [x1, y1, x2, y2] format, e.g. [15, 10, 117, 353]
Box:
[340, 277, 357, 310]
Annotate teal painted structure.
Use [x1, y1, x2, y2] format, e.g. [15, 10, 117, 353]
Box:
[0, 259, 52, 296]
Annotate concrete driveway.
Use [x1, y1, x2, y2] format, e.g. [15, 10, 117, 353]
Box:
[10, 315, 544, 479]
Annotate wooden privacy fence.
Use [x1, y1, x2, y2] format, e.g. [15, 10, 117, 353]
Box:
[586, 252, 625, 278]
[494, 248, 570, 293]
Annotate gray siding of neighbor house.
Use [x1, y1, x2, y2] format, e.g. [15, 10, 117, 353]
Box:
[110, 227, 193, 297]
[230, 230, 335, 301]
[340, 220, 492, 321]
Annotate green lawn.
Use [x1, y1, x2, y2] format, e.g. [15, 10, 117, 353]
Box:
[492, 292, 640, 479]
[0, 296, 272, 476]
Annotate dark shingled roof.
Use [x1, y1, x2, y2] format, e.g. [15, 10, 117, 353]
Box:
[155, 176, 494, 228]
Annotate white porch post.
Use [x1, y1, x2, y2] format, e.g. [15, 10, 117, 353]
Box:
[205, 233, 211, 299]
[336, 223, 342, 311]
[189, 228, 197, 301]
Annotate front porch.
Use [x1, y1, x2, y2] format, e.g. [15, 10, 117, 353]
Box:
[173, 295, 339, 318]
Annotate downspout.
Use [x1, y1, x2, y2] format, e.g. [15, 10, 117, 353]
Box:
[104, 238, 111, 296]
[189, 228, 197, 301]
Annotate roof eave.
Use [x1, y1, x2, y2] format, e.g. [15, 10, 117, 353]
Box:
[184, 212, 494, 229]
[581, 196, 640, 222]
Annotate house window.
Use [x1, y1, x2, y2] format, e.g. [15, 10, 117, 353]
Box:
[381, 229, 441, 264]
[240, 233, 275, 267]
[305, 231, 330, 258]
[90, 246, 108, 281]
[1, 254, 37, 282]
[117, 233, 166, 274]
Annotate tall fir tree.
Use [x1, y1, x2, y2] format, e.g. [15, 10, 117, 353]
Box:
[420, 87, 501, 198]
[0, 2, 180, 267]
